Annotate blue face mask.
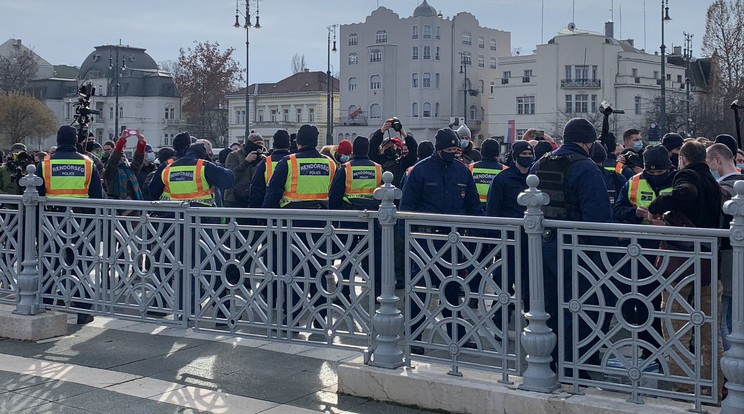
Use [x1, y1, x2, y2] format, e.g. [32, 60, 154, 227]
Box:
[633, 141, 643, 152]
[459, 139, 469, 148]
[339, 154, 350, 162]
[737, 164, 744, 171]
[439, 151, 456, 164]
[517, 155, 535, 168]
[710, 169, 720, 180]
[146, 152, 156, 163]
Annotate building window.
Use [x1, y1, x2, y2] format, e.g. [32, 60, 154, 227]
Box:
[412, 46, 418, 60]
[412, 73, 418, 88]
[348, 105, 359, 119]
[565, 95, 573, 113]
[462, 31, 472, 45]
[635, 96, 642, 115]
[235, 109, 245, 124]
[423, 25, 431, 39]
[348, 77, 357, 92]
[489, 81, 495, 93]
[632, 68, 639, 77]
[592, 65, 598, 80]
[435, 102, 440, 117]
[436, 26, 440, 39]
[258, 110, 264, 122]
[502, 71, 511, 84]
[119, 106, 123, 118]
[677, 74, 683, 83]
[370, 49, 382, 63]
[423, 72, 431, 88]
[423, 102, 431, 118]
[297, 108, 302, 122]
[348, 53, 358, 65]
[517, 96, 535, 115]
[423, 46, 431, 59]
[478, 36, 485, 48]
[369, 103, 381, 119]
[522, 69, 533, 83]
[490, 38, 497, 50]
[412, 26, 418, 39]
[469, 105, 477, 120]
[308, 108, 314, 122]
[283, 108, 289, 122]
[653, 70, 659, 79]
[435, 73, 440, 89]
[461, 52, 471, 65]
[412, 102, 419, 117]
[479, 79, 485, 93]
[565, 65, 572, 80]
[375, 30, 387, 43]
[590, 95, 597, 113]
[575, 65, 589, 81]
[435, 47, 440, 60]
[109, 107, 114, 119]
[489, 57, 497, 69]
[348, 33, 358, 46]
[480, 107, 485, 120]
[270, 109, 277, 122]
[575, 94, 589, 113]
[370, 74, 381, 90]
[477, 55, 485, 67]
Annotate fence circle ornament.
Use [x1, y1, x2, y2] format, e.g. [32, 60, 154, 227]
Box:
[568, 299, 582, 313]
[690, 311, 705, 326]
[733, 229, 744, 242]
[449, 343, 460, 355]
[524, 217, 538, 230]
[627, 367, 642, 381]
[499, 292, 510, 305]
[627, 243, 642, 257]
[323, 225, 334, 236]
[448, 231, 460, 244]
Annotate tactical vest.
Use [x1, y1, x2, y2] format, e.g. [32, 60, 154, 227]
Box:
[469, 162, 503, 202]
[628, 174, 672, 224]
[43, 156, 94, 198]
[343, 162, 382, 203]
[161, 159, 215, 206]
[280, 154, 336, 207]
[534, 153, 588, 220]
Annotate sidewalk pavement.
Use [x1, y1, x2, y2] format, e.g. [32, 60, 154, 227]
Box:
[0, 308, 434, 414]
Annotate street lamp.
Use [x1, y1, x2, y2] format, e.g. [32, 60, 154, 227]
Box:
[683, 32, 693, 136]
[459, 52, 470, 124]
[326, 25, 337, 145]
[659, 0, 671, 135]
[234, 0, 261, 141]
[108, 40, 127, 136]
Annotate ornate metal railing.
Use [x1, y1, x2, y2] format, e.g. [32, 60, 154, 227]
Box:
[0, 195, 22, 305]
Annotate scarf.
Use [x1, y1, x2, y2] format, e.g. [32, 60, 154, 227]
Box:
[117, 162, 143, 200]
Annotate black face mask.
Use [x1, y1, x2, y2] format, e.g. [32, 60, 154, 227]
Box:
[670, 153, 679, 168]
[384, 147, 401, 159]
[646, 172, 669, 188]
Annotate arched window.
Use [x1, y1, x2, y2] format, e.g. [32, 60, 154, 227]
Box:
[412, 102, 419, 118]
[369, 49, 382, 63]
[469, 105, 477, 120]
[338, 133, 344, 140]
[348, 105, 358, 116]
[423, 102, 431, 118]
[375, 30, 388, 43]
[348, 53, 358, 65]
[412, 26, 418, 39]
[423, 25, 431, 39]
[412, 46, 418, 60]
[348, 77, 357, 92]
[423, 72, 431, 88]
[348, 33, 358, 46]
[369, 103, 381, 119]
[370, 75, 382, 90]
[412, 73, 418, 88]
[479, 80, 485, 93]
[435, 102, 440, 117]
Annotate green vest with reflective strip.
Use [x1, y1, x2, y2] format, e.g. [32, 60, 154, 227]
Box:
[264, 155, 280, 183]
[628, 174, 672, 224]
[43, 156, 93, 198]
[280, 155, 336, 207]
[469, 163, 502, 202]
[161, 159, 215, 206]
[343, 163, 382, 203]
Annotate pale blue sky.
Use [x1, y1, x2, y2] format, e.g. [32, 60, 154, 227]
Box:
[1, 0, 710, 84]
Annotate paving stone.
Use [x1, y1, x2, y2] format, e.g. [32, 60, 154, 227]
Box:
[0, 390, 52, 413]
[51, 388, 210, 414]
[11, 379, 98, 402]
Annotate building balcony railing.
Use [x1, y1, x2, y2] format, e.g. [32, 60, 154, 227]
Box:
[163, 119, 180, 125]
[560, 79, 602, 88]
[340, 115, 368, 126]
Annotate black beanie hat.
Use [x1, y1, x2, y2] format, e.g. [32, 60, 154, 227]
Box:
[661, 133, 684, 152]
[56, 125, 78, 147]
[563, 118, 597, 143]
[534, 141, 553, 159]
[511, 141, 533, 159]
[157, 147, 176, 164]
[480, 138, 500, 158]
[590, 140, 608, 163]
[352, 136, 370, 156]
[715, 134, 738, 157]
[296, 124, 319, 147]
[187, 142, 208, 160]
[273, 130, 290, 149]
[643, 144, 672, 171]
[435, 128, 458, 150]
[173, 132, 191, 156]
[417, 140, 435, 159]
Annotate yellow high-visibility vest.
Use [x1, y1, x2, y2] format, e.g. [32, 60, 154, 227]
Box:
[43, 155, 93, 198]
[343, 162, 382, 203]
[280, 154, 336, 207]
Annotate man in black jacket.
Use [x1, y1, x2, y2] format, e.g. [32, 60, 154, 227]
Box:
[368, 118, 417, 188]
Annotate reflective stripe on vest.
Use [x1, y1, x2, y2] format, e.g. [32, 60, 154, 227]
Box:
[615, 162, 624, 173]
[343, 162, 382, 202]
[264, 155, 280, 183]
[161, 159, 214, 203]
[628, 174, 672, 223]
[43, 155, 93, 198]
[280, 155, 336, 207]
[469, 163, 502, 202]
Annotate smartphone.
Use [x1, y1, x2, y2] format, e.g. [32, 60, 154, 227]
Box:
[126, 129, 139, 136]
[533, 130, 544, 140]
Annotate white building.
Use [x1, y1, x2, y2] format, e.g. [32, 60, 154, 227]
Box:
[489, 23, 687, 143]
[337, 0, 511, 145]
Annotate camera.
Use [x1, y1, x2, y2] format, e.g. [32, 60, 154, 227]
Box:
[599, 101, 625, 115]
[390, 117, 403, 132]
[533, 130, 544, 140]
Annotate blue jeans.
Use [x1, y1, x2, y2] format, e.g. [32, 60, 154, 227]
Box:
[721, 294, 732, 351]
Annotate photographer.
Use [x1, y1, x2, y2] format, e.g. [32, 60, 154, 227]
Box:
[224, 130, 266, 207]
[0, 143, 33, 195]
[102, 129, 147, 200]
[369, 117, 417, 188]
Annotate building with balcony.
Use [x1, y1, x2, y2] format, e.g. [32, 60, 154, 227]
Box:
[226, 70, 339, 147]
[488, 22, 687, 142]
[338, 0, 511, 146]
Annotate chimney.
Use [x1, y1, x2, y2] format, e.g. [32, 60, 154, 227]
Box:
[605, 21, 614, 38]
[673, 45, 682, 55]
[304, 68, 310, 72]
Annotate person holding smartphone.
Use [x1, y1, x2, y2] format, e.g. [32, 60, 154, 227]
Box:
[102, 129, 147, 200]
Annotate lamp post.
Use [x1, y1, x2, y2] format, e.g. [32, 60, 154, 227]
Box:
[326, 25, 337, 145]
[683, 32, 693, 136]
[109, 40, 127, 137]
[459, 52, 470, 124]
[234, 0, 261, 141]
[659, 0, 671, 135]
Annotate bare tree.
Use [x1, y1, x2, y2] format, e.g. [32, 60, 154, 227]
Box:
[291, 53, 307, 74]
[546, 108, 603, 143]
[0, 49, 39, 95]
[0, 93, 56, 149]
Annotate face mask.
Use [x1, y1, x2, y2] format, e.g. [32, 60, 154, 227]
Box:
[517, 155, 535, 168]
[439, 151, 456, 164]
[384, 147, 401, 159]
[670, 153, 679, 168]
[92, 150, 103, 159]
[339, 154, 350, 162]
[459, 139, 469, 148]
[146, 152, 156, 163]
[633, 141, 643, 152]
[710, 169, 720, 180]
[103, 150, 112, 158]
[737, 164, 744, 171]
[646, 172, 669, 188]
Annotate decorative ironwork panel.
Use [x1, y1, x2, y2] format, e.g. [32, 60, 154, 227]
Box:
[187, 209, 376, 350]
[557, 228, 720, 410]
[404, 217, 524, 381]
[0, 196, 22, 304]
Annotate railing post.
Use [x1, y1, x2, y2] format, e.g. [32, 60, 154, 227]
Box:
[14, 164, 44, 316]
[517, 174, 559, 392]
[367, 171, 403, 368]
[722, 180, 744, 413]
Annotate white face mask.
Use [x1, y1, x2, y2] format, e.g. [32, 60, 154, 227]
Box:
[146, 152, 156, 162]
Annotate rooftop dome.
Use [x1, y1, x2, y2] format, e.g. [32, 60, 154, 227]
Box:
[413, 0, 438, 18]
[79, 45, 158, 80]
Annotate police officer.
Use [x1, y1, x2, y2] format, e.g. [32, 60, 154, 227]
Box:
[469, 138, 505, 208]
[613, 145, 673, 224]
[37, 125, 104, 325]
[400, 128, 482, 354]
[591, 141, 627, 207]
[532, 117, 612, 372]
[247, 130, 292, 208]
